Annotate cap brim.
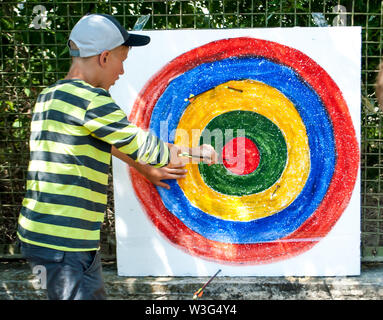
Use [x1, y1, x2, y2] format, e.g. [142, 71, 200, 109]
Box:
[123, 34, 150, 47]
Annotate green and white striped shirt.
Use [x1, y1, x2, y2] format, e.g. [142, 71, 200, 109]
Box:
[17, 79, 169, 251]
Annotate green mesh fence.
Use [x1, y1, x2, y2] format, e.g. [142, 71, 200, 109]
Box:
[0, 0, 382, 261]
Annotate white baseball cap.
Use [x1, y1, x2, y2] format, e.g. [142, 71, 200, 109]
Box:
[68, 14, 150, 57]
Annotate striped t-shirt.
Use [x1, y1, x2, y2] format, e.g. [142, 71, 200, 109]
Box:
[17, 79, 170, 251]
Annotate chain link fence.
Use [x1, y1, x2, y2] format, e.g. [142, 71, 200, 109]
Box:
[1, 0, 382, 261]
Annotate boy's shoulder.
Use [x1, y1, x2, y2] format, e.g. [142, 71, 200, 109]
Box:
[36, 79, 117, 113]
[56, 79, 111, 98]
[39, 79, 113, 105]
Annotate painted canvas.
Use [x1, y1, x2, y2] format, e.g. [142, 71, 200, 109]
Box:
[110, 27, 361, 276]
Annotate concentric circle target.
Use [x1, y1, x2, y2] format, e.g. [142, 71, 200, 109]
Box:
[128, 37, 359, 264]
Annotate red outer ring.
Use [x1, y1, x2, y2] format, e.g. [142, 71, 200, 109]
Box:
[128, 37, 359, 264]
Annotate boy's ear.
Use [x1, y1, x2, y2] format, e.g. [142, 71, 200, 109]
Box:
[99, 50, 110, 67]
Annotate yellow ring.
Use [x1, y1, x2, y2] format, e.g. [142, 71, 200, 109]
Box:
[175, 80, 310, 221]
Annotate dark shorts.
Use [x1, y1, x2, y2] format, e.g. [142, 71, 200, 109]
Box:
[20, 241, 106, 300]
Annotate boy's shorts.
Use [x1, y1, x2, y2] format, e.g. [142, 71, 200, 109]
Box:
[20, 241, 106, 300]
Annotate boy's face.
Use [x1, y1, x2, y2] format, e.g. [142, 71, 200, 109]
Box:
[100, 46, 129, 90]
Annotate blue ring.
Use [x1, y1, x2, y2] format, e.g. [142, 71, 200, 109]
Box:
[149, 57, 335, 243]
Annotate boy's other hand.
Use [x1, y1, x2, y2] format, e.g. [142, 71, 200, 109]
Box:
[137, 163, 187, 190]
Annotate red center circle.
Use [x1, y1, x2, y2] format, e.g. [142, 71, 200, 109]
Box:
[222, 137, 260, 175]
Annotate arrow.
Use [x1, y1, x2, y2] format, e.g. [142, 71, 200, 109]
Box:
[193, 269, 222, 299]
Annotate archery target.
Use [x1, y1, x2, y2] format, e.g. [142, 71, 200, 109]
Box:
[126, 35, 359, 265]
[111, 28, 361, 275]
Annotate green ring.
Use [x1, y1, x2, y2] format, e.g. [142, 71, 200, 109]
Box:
[199, 111, 287, 196]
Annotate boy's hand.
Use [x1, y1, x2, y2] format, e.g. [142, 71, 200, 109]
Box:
[189, 144, 219, 165]
[168, 143, 218, 166]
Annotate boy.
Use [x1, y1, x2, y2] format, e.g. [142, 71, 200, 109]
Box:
[18, 13, 217, 300]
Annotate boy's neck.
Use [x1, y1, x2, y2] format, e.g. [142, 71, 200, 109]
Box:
[64, 69, 95, 87]
[64, 60, 103, 89]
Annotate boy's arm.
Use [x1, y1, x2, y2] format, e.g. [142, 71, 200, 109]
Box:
[84, 96, 218, 168]
[111, 146, 187, 190]
[84, 96, 171, 168]
[111, 143, 218, 189]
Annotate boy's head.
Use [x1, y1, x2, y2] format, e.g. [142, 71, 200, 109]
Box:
[67, 14, 150, 90]
[68, 14, 149, 57]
